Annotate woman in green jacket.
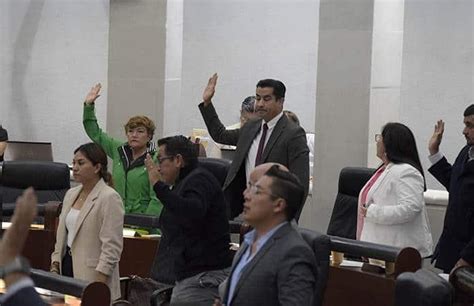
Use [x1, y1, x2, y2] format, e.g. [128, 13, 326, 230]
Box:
[82, 83, 162, 217]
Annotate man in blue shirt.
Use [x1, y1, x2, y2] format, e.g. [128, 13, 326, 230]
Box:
[217, 163, 317, 306]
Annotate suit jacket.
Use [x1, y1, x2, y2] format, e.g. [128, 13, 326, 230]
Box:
[199, 102, 309, 219]
[429, 146, 474, 271]
[223, 223, 317, 306]
[51, 179, 124, 300]
[359, 163, 433, 257]
[1, 286, 46, 306]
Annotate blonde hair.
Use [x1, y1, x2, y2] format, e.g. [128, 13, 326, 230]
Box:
[124, 116, 156, 138]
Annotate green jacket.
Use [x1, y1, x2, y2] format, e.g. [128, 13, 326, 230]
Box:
[83, 104, 163, 217]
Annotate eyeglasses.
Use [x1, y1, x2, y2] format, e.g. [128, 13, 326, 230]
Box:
[246, 182, 278, 198]
[375, 134, 382, 142]
[157, 155, 175, 163]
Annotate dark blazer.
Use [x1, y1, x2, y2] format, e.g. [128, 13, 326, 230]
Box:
[429, 145, 474, 272]
[199, 102, 309, 219]
[222, 223, 317, 306]
[1, 285, 46, 306]
[150, 164, 232, 284]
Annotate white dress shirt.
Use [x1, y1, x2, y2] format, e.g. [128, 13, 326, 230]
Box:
[245, 112, 284, 183]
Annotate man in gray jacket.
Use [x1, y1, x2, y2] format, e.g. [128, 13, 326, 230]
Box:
[216, 164, 316, 306]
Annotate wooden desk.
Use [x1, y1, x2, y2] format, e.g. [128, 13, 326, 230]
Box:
[323, 238, 422, 306]
[17, 227, 159, 278]
[323, 265, 396, 306]
[120, 235, 159, 277]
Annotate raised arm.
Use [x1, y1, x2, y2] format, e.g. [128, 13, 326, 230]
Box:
[428, 120, 445, 156]
[0, 188, 46, 306]
[82, 83, 123, 157]
[428, 120, 453, 189]
[198, 74, 240, 145]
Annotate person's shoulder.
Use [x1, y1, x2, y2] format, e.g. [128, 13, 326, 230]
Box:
[280, 228, 315, 258]
[101, 184, 121, 198]
[390, 163, 423, 179]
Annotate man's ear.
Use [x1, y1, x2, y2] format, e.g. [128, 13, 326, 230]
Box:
[175, 154, 184, 168]
[273, 198, 287, 214]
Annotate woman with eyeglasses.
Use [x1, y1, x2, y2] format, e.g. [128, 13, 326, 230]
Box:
[357, 122, 433, 258]
[82, 83, 162, 216]
[51, 143, 124, 301]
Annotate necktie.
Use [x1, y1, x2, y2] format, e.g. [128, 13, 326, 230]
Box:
[255, 123, 268, 166]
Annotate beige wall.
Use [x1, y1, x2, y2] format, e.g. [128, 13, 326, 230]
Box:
[107, 0, 167, 141]
[301, 0, 375, 233]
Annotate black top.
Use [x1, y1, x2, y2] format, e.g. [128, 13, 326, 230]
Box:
[0, 125, 8, 162]
[150, 163, 232, 284]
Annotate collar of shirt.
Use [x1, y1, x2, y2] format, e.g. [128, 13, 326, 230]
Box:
[262, 111, 284, 131]
[243, 221, 288, 256]
[469, 146, 474, 162]
[227, 221, 288, 305]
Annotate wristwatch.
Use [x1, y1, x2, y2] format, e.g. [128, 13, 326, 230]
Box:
[0, 256, 31, 279]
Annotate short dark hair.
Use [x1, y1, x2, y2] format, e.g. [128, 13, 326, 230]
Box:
[256, 79, 286, 100]
[464, 104, 474, 117]
[74, 142, 113, 186]
[284, 110, 300, 126]
[157, 135, 198, 167]
[264, 165, 303, 221]
[241, 96, 256, 113]
[381, 122, 426, 190]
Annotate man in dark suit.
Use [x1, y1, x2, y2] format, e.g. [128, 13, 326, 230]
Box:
[215, 164, 316, 306]
[0, 188, 46, 306]
[199, 74, 309, 220]
[428, 104, 474, 273]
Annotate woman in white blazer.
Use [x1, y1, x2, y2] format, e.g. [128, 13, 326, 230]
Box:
[357, 123, 433, 258]
[51, 143, 124, 300]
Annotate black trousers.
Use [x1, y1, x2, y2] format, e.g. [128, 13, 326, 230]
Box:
[61, 246, 74, 277]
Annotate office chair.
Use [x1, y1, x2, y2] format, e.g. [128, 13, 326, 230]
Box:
[0, 160, 70, 221]
[327, 167, 375, 239]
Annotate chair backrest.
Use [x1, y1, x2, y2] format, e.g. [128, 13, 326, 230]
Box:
[298, 228, 331, 306]
[0, 160, 70, 203]
[395, 269, 452, 306]
[198, 157, 231, 187]
[327, 166, 375, 239]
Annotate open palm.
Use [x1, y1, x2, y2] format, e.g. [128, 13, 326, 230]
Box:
[84, 83, 102, 104]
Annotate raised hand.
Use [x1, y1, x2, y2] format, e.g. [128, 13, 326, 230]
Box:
[84, 83, 102, 105]
[145, 153, 161, 186]
[428, 120, 445, 155]
[202, 73, 218, 106]
[0, 188, 38, 266]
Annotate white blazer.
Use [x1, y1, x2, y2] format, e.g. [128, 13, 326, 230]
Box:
[359, 163, 433, 257]
[51, 179, 124, 300]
